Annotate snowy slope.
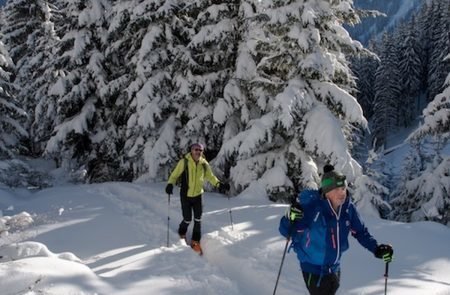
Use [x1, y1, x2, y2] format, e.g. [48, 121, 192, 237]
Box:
[1, 182, 450, 295]
[348, 0, 423, 45]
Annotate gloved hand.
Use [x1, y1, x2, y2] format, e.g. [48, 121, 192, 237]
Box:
[165, 183, 173, 195]
[217, 182, 230, 193]
[375, 244, 394, 263]
[286, 203, 303, 222]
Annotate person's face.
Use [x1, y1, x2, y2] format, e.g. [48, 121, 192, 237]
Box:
[190, 146, 203, 161]
[326, 186, 347, 209]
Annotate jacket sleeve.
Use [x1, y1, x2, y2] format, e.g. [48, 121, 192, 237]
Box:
[204, 162, 220, 187]
[279, 190, 319, 239]
[167, 159, 185, 185]
[279, 211, 310, 238]
[279, 216, 292, 238]
[349, 204, 378, 253]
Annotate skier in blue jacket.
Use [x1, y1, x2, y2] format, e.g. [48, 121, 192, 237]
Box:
[279, 165, 393, 295]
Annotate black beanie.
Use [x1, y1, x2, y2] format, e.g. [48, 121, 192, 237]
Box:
[321, 165, 347, 194]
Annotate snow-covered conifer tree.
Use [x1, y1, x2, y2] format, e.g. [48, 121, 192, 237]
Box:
[426, 0, 450, 102]
[1, 0, 60, 118]
[114, 0, 241, 182]
[111, 0, 188, 181]
[412, 62, 450, 142]
[1, 0, 51, 154]
[352, 149, 390, 217]
[0, 39, 27, 159]
[168, 0, 239, 169]
[372, 32, 401, 149]
[415, 0, 433, 91]
[0, 38, 36, 186]
[43, 0, 113, 178]
[1, 0, 61, 155]
[214, 0, 368, 199]
[1, 0, 42, 63]
[350, 51, 378, 120]
[391, 58, 450, 225]
[397, 17, 422, 127]
[390, 154, 450, 225]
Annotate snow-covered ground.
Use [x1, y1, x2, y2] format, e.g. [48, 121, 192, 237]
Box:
[1, 181, 450, 295]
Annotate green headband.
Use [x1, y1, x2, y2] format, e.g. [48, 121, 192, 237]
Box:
[321, 174, 346, 194]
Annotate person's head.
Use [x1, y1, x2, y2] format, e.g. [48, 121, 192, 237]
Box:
[190, 143, 204, 162]
[321, 164, 347, 208]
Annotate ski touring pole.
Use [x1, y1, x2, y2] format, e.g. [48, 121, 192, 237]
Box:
[273, 197, 299, 295]
[166, 193, 171, 247]
[227, 194, 234, 230]
[273, 234, 290, 295]
[384, 262, 389, 295]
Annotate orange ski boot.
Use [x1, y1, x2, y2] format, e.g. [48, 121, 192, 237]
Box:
[190, 240, 203, 255]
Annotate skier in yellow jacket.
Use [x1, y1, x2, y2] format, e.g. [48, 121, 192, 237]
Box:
[165, 143, 229, 253]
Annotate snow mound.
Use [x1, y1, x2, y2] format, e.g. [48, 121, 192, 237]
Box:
[0, 241, 81, 262]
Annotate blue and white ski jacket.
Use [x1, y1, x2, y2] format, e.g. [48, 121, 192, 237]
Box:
[279, 189, 378, 275]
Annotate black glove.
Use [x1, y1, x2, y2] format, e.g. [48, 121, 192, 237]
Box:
[375, 244, 394, 263]
[165, 183, 173, 195]
[218, 182, 230, 193]
[286, 203, 303, 222]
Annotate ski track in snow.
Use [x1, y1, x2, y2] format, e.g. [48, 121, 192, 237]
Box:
[2, 182, 450, 295]
[88, 183, 306, 294]
[89, 183, 245, 294]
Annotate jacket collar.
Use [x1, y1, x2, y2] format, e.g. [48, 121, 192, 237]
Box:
[185, 153, 206, 164]
[321, 193, 350, 217]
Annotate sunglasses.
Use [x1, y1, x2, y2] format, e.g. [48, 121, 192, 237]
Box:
[193, 148, 203, 152]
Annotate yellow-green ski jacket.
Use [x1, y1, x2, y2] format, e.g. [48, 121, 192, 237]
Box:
[167, 153, 220, 197]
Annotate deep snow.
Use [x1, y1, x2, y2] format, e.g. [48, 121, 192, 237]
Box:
[1, 181, 450, 295]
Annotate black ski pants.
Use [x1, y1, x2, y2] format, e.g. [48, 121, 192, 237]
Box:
[302, 271, 340, 295]
[178, 194, 202, 242]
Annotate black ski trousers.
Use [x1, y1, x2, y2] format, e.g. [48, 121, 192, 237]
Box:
[178, 194, 202, 242]
[302, 271, 340, 295]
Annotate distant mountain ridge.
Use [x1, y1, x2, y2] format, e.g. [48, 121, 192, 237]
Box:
[347, 0, 424, 45]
